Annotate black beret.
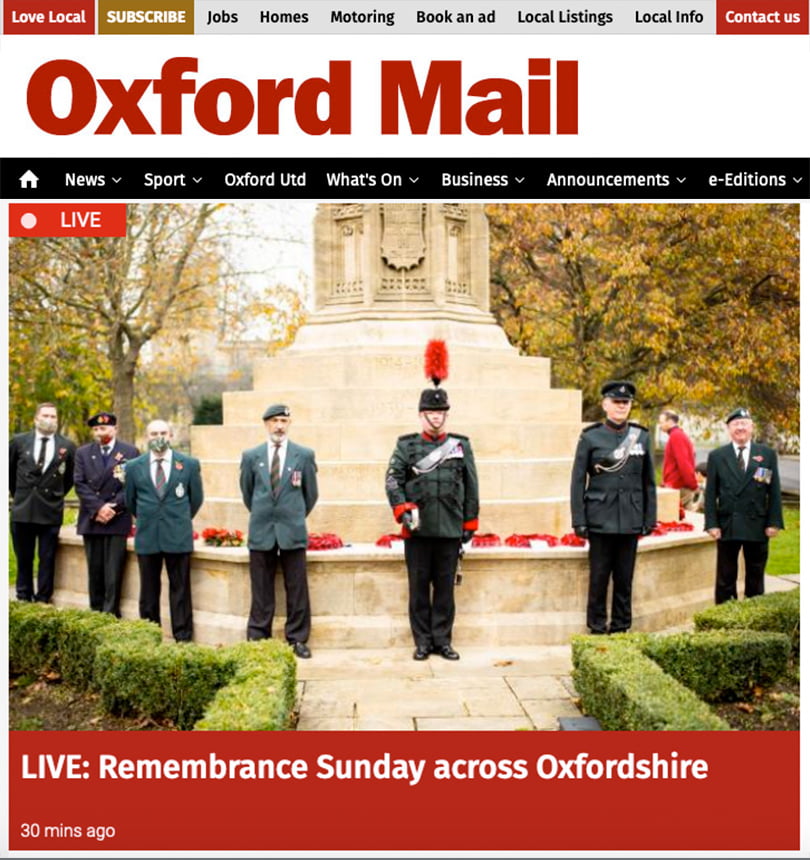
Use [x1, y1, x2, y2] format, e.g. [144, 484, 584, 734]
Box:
[262, 403, 291, 420]
[87, 412, 116, 427]
[418, 388, 450, 411]
[601, 380, 635, 400]
[726, 407, 752, 424]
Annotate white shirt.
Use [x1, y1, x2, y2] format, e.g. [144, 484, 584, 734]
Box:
[150, 450, 173, 486]
[34, 434, 55, 470]
[267, 438, 288, 476]
[734, 441, 751, 470]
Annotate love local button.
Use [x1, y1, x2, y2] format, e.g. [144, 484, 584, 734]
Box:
[9, 203, 127, 236]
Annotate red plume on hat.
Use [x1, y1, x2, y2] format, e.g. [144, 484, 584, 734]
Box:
[424, 339, 449, 387]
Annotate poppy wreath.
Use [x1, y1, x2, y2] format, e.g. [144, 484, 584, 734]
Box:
[201, 527, 245, 547]
[648, 520, 695, 537]
[471, 533, 502, 548]
[376, 534, 404, 547]
[308, 533, 344, 550]
[505, 533, 560, 548]
[559, 532, 588, 547]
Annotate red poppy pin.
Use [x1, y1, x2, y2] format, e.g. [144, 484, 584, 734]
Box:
[753, 455, 764, 463]
[58, 448, 67, 458]
[175, 461, 184, 471]
[114, 452, 124, 461]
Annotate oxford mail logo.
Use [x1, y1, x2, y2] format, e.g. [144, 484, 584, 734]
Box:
[25, 57, 579, 136]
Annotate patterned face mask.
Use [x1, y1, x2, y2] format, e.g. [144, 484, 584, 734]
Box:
[148, 437, 171, 454]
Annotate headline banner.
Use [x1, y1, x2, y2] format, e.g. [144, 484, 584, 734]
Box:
[9, 731, 800, 851]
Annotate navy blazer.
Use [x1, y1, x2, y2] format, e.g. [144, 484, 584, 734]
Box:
[9, 431, 76, 526]
[74, 439, 141, 536]
[240, 440, 318, 551]
[704, 442, 784, 542]
[124, 450, 204, 554]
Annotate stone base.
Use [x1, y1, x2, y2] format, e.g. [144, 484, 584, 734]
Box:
[49, 520, 716, 647]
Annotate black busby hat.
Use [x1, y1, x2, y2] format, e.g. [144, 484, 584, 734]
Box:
[262, 403, 291, 420]
[601, 380, 636, 401]
[419, 340, 450, 411]
[87, 412, 116, 427]
[726, 407, 752, 424]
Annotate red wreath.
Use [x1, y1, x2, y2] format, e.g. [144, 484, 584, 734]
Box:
[376, 534, 405, 548]
[308, 533, 344, 550]
[560, 532, 588, 547]
[471, 533, 502, 548]
[505, 533, 560, 548]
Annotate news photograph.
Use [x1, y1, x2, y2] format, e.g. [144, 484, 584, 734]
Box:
[5, 201, 801, 853]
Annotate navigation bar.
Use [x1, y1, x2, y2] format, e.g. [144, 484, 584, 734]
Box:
[3, 0, 809, 34]
[3, 158, 808, 199]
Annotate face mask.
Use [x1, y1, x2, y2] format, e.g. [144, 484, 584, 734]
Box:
[35, 417, 57, 434]
[148, 437, 171, 454]
[97, 433, 113, 445]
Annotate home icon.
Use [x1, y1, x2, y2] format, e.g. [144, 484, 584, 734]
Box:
[19, 170, 39, 189]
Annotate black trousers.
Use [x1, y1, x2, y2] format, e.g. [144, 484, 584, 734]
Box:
[715, 539, 769, 604]
[84, 534, 128, 616]
[247, 546, 311, 644]
[404, 536, 460, 648]
[11, 521, 61, 603]
[586, 532, 639, 634]
[137, 552, 193, 642]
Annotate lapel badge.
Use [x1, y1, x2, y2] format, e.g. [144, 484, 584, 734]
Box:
[175, 483, 186, 498]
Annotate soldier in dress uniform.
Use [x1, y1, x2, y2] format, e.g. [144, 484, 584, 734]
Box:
[704, 407, 783, 604]
[385, 341, 479, 661]
[74, 412, 139, 616]
[570, 380, 657, 634]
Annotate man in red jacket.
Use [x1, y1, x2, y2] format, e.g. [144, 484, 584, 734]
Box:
[658, 409, 699, 510]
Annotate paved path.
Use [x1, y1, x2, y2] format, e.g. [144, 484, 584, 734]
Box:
[295, 644, 581, 731]
[294, 573, 800, 732]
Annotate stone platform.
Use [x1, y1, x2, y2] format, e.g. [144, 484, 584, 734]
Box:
[50, 515, 716, 648]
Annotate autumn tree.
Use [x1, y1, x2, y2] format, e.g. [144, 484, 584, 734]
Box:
[9, 203, 310, 442]
[487, 203, 799, 442]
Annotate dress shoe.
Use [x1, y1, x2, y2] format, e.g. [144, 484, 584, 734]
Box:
[413, 645, 432, 661]
[434, 644, 460, 661]
[290, 641, 312, 659]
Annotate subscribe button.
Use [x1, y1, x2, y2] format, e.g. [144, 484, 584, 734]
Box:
[9, 204, 127, 237]
[716, 0, 808, 32]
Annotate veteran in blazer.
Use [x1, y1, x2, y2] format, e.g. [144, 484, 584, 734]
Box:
[9, 402, 76, 603]
[240, 403, 319, 657]
[124, 419, 204, 641]
[74, 412, 140, 616]
[704, 407, 784, 604]
[570, 380, 657, 635]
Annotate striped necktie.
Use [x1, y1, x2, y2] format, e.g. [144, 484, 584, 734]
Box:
[270, 444, 281, 498]
[155, 458, 166, 496]
[737, 447, 746, 471]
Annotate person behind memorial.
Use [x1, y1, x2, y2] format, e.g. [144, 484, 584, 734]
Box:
[240, 403, 319, 659]
[570, 380, 657, 634]
[704, 407, 783, 604]
[657, 408, 699, 510]
[124, 419, 203, 642]
[74, 411, 139, 616]
[9, 402, 76, 603]
[385, 340, 480, 661]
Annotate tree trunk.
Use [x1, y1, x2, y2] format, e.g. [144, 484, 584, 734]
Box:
[110, 341, 140, 446]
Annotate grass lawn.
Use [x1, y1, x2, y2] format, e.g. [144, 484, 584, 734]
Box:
[766, 504, 800, 577]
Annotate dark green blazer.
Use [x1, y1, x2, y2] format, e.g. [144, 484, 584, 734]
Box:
[704, 442, 783, 542]
[124, 451, 204, 554]
[239, 440, 318, 550]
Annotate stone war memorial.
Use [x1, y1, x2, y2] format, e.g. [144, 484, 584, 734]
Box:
[53, 203, 717, 645]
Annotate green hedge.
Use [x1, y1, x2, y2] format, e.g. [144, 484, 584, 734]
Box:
[9, 602, 296, 731]
[643, 630, 791, 702]
[693, 589, 800, 656]
[195, 641, 297, 730]
[571, 635, 730, 730]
